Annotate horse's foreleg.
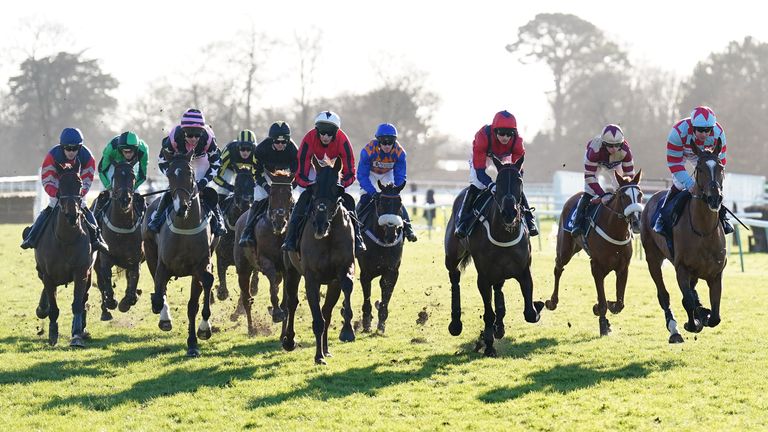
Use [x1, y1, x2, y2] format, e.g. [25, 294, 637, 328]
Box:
[705, 273, 723, 328]
[186, 277, 204, 357]
[118, 263, 140, 313]
[519, 269, 543, 324]
[591, 262, 611, 336]
[377, 269, 399, 333]
[447, 263, 463, 336]
[152, 262, 172, 331]
[492, 282, 506, 339]
[197, 270, 214, 341]
[305, 277, 326, 364]
[70, 272, 89, 347]
[237, 270, 255, 335]
[338, 270, 355, 342]
[548, 236, 575, 311]
[608, 267, 628, 314]
[280, 267, 300, 351]
[360, 270, 373, 332]
[95, 256, 116, 321]
[45, 281, 60, 346]
[476, 276, 496, 357]
[676, 268, 703, 333]
[215, 251, 229, 301]
[260, 259, 284, 323]
[644, 247, 682, 342]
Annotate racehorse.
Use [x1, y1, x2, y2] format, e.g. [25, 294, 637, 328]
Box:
[444, 155, 544, 357]
[233, 169, 294, 335]
[33, 162, 95, 347]
[142, 149, 219, 357]
[640, 141, 727, 343]
[546, 171, 644, 336]
[214, 168, 255, 302]
[283, 156, 356, 364]
[94, 160, 144, 321]
[357, 181, 407, 333]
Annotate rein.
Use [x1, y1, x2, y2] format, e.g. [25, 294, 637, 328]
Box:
[365, 192, 404, 247]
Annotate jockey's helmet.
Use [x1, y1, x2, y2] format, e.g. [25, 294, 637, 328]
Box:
[60, 127, 84, 146]
[269, 121, 291, 140]
[314, 111, 341, 129]
[375, 123, 398, 139]
[690, 106, 717, 128]
[600, 124, 624, 145]
[117, 131, 140, 151]
[238, 129, 256, 144]
[180, 108, 206, 128]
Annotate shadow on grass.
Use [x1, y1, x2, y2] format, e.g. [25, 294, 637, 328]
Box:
[248, 336, 558, 409]
[478, 360, 678, 403]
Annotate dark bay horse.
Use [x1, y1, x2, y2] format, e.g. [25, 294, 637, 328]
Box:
[233, 169, 294, 335]
[444, 156, 544, 357]
[142, 149, 219, 357]
[33, 162, 95, 347]
[546, 171, 644, 336]
[95, 160, 144, 321]
[640, 142, 727, 343]
[283, 157, 356, 365]
[214, 168, 255, 302]
[357, 181, 406, 333]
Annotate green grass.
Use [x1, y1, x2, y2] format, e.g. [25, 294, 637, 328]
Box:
[1, 222, 766, 431]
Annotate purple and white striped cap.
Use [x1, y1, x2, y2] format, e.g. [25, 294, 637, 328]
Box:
[180, 108, 205, 128]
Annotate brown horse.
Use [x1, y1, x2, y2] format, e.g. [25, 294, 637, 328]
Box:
[546, 170, 644, 336]
[283, 157, 356, 365]
[142, 149, 220, 357]
[445, 156, 544, 357]
[214, 168, 255, 302]
[33, 162, 95, 347]
[357, 181, 406, 333]
[640, 142, 726, 343]
[233, 169, 294, 335]
[94, 160, 144, 321]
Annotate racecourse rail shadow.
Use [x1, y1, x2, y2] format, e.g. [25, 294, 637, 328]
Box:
[479, 360, 678, 403]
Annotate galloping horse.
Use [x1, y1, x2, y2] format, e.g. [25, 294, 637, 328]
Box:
[233, 169, 294, 335]
[94, 160, 144, 321]
[283, 157, 356, 365]
[546, 171, 644, 336]
[357, 181, 407, 333]
[214, 168, 255, 302]
[142, 149, 219, 357]
[445, 156, 544, 357]
[33, 162, 95, 347]
[640, 142, 727, 343]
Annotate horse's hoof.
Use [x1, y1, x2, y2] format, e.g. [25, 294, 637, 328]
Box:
[150, 294, 163, 314]
[48, 336, 58, 347]
[448, 320, 463, 336]
[216, 287, 228, 301]
[324, 351, 333, 358]
[494, 325, 505, 339]
[707, 316, 721, 328]
[271, 308, 286, 323]
[376, 322, 386, 334]
[669, 333, 684, 344]
[474, 339, 484, 353]
[607, 301, 624, 314]
[339, 326, 356, 342]
[105, 298, 118, 310]
[315, 357, 327, 365]
[36, 307, 49, 319]
[524, 310, 541, 324]
[534, 301, 545, 313]
[484, 346, 497, 358]
[545, 299, 558, 311]
[197, 328, 212, 340]
[684, 320, 703, 333]
[592, 303, 600, 316]
[118, 296, 136, 313]
[696, 307, 712, 327]
[70, 336, 85, 348]
[159, 320, 172, 332]
[362, 316, 373, 333]
[282, 337, 296, 352]
[599, 318, 611, 337]
[100, 310, 113, 321]
[186, 348, 201, 358]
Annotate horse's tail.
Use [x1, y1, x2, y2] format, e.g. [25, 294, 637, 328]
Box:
[458, 253, 472, 271]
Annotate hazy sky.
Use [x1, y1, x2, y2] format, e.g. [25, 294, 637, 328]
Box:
[1, 0, 765, 142]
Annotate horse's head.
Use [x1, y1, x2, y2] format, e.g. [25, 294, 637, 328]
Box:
[163, 148, 196, 217]
[376, 180, 406, 243]
[55, 162, 83, 226]
[692, 139, 725, 212]
[492, 155, 524, 229]
[310, 156, 343, 239]
[111, 160, 137, 211]
[266, 169, 294, 235]
[233, 168, 255, 210]
[611, 169, 645, 234]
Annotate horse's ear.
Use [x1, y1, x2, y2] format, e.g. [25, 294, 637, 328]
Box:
[333, 157, 342, 172]
[395, 181, 406, 194]
[714, 137, 723, 156]
[633, 169, 642, 185]
[514, 155, 524, 170]
[377, 180, 385, 191]
[691, 140, 702, 157]
[55, 163, 64, 174]
[184, 149, 194, 161]
[72, 158, 81, 172]
[614, 170, 625, 185]
[311, 155, 321, 171]
[162, 148, 174, 161]
[492, 155, 503, 171]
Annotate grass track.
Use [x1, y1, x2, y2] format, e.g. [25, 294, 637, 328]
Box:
[1, 222, 766, 431]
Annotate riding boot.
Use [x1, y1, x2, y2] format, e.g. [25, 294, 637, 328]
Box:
[20, 207, 53, 249]
[341, 194, 367, 254]
[401, 205, 418, 242]
[571, 193, 592, 238]
[281, 190, 312, 252]
[84, 207, 110, 254]
[653, 187, 680, 234]
[719, 207, 734, 234]
[148, 192, 171, 233]
[455, 185, 481, 239]
[357, 193, 374, 224]
[520, 191, 538, 237]
[238, 199, 268, 247]
[92, 190, 110, 222]
[210, 204, 228, 237]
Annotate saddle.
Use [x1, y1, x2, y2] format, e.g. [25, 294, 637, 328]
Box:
[564, 201, 602, 234]
[464, 189, 494, 237]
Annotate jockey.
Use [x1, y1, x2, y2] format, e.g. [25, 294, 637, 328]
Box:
[653, 106, 732, 235]
[455, 110, 538, 238]
[356, 123, 418, 242]
[20, 127, 109, 253]
[147, 108, 227, 236]
[281, 111, 366, 254]
[213, 129, 258, 205]
[571, 124, 635, 238]
[93, 131, 149, 221]
[239, 121, 299, 247]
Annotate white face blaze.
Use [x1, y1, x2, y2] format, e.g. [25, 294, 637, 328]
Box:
[378, 214, 404, 228]
[622, 185, 644, 217]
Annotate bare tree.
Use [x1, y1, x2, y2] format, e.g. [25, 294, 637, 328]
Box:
[294, 28, 323, 133]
